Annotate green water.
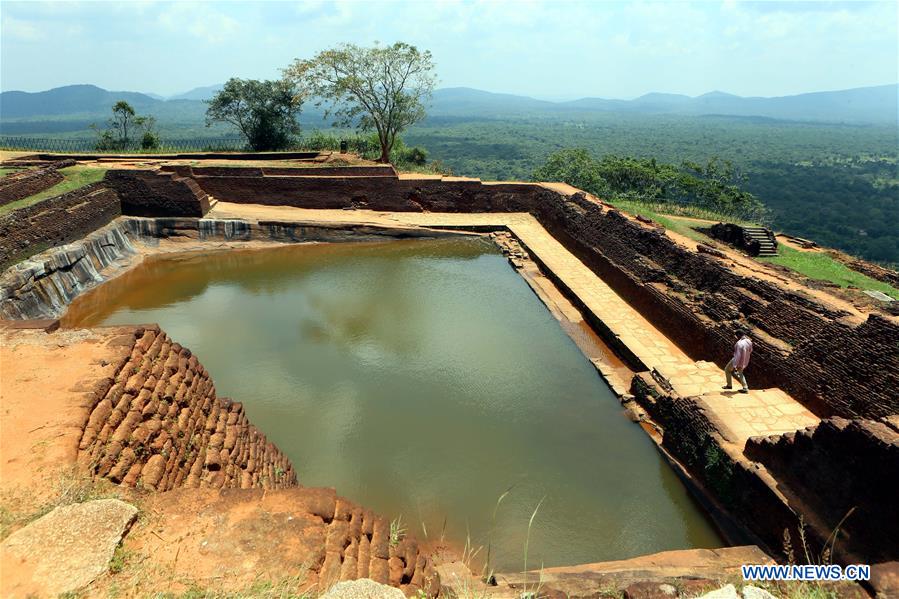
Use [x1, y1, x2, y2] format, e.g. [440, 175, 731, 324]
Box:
[65, 237, 722, 569]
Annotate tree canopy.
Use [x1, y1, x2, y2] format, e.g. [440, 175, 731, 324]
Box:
[533, 149, 766, 220]
[205, 78, 302, 151]
[91, 101, 159, 151]
[285, 42, 436, 163]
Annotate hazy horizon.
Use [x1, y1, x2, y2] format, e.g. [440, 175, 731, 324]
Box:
[2, 0, 897, 99]
[5, 81, 898, 103]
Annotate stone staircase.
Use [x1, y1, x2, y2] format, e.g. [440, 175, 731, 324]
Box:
[742, 226, 778, 257]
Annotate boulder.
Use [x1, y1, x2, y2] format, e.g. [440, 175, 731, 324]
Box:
[623, 581, 678, 598]
[742, 586, 778, 599]
[0, 498, 138, 597]
[696, 584, 739, 599]
[320, 578, 406, 599]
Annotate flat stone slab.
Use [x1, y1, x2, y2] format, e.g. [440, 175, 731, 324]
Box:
[321, 578, 406, 599]
[863, 290, 894, 302]
[0, 498, 138, 597]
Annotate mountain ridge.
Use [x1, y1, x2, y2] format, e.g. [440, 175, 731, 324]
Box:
[1, 83, 896, 124]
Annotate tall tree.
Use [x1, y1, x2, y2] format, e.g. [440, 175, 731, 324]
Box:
[285, 42, 436, 163]
[205, 78, 302, 151]
[92, 100, 139, 151]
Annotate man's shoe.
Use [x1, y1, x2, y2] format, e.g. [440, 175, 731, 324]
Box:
[738, 388, 749, 394]
[722, 385, 732, 390]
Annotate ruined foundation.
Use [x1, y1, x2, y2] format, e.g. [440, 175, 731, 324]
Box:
[2, 161, 897, 597]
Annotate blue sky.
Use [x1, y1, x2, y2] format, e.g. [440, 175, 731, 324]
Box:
[1, 0, 896, 99]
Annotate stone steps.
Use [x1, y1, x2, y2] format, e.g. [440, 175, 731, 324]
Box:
[742, 227, 778, 256]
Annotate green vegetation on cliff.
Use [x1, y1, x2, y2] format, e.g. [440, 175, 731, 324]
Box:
[532, 149, 766, 221]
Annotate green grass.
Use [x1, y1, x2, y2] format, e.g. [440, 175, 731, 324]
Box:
[760, 245, 899, 300]
[0, 165, 108, 215]
[608, 199, 899, 300]
[607, 199, 729, 243]
[0, 167, 24, 178]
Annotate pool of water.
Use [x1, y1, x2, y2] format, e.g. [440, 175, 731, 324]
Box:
[64, 237, 722, 570]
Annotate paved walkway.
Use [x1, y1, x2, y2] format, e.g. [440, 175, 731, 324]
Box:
[208, 203, 820, 447]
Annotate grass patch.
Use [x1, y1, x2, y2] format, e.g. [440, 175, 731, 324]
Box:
[761, 245, 899, 300]
[0, 165, 108, 215]
[0, 167, 24, 178]
[0, 468, 123, 540]
[608, 198, 899, 299]
[153, 577, 311, 599]
[607, 199, 728, 244]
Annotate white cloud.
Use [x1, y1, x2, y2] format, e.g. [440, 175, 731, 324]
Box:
[156, 2, 240, 44]
[1, 15, 45, 41]
[1, 0, 896, 97]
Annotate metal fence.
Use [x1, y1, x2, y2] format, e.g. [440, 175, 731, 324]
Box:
[0, 136, 248, 153]
[0, 135, 378, 155]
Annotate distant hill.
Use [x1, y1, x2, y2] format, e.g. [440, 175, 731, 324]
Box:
[430, 85, 898, 123]
[429, 87, 558, 116]
[0, 84, 160, 118]
[1, 83, 896, 128]
[168, 84, 224, 101]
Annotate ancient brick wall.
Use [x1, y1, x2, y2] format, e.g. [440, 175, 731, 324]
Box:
[531, 189, 899, 420]
[104, 169, 209, 217]
[78, 325, 296, 491]
[842, 256, 899, 288]
[161, 165, 398, 178]
[745, 418, 899, 562]
[191, 173, 537, 213]
[0, 183, 121, 271]
[0, 166, 64, 206]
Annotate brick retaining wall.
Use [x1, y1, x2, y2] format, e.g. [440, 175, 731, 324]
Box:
[530, 189, 899, 420]
[78, 324, 296, 491]
[104, 169, 209, 217]
[0, 183, 121, 271]
[162, 164, 398, 178]
[0, 166, 63, 206]
[745, 418, 899, 562]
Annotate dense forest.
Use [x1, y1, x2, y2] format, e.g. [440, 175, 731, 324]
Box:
[403, 114, 899, 265]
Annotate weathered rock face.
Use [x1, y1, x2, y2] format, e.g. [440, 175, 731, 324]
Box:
[0, 498, 138, 598]
[0, 222, 135, 319]
[77, 325, 296, 491]
[745, 418, 899, 563]
[0, 183, 121, 271]
[0, 216, 469, 320]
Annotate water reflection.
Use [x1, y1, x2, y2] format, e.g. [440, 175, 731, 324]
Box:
[64, 237, 722, 569]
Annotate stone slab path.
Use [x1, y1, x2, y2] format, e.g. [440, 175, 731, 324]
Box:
[208, 203, 820, 448]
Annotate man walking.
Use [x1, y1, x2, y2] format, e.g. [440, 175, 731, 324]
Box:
[723, 329, 752, 394]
